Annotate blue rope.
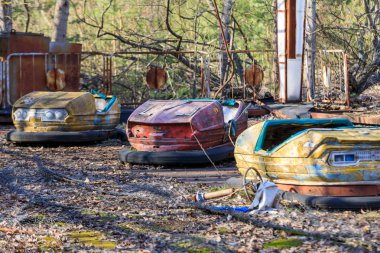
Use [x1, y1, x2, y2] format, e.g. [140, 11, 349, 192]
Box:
[207, 206, 250, 213]
[90, 89, 116, 112]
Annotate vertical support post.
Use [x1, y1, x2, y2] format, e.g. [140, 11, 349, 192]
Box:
[286, 0, 296, 59]
[109, 56, 113, 95]
[343, 53, 350, 108]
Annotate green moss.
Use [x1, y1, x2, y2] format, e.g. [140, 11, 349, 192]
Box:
[174, 241, 193, 248]
[28, 213, 48, 223]
[68, 231, 116, 250]
[208, 184, 229, 192]
[35, 213, 47, 219]
[69, 231, 102, 239]
[39, 236, 59, 252]
[39, 244, 56, 252]
[85, 241, 116, 250]
[99, 213, 118, 222]
[55, 222, 67, 227]
[188, 248, 213, 253]
[43, 236, 56, 243]
[173, 240, 214, 253]
[263, 238, 303, 249]
[125, 213, 140, 219]
[217, 227, 230, 234]
[362, 212, 380, 218]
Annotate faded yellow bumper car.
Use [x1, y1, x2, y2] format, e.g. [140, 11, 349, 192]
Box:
[235, 118, 380, 209]
[7, 91, 120, 143]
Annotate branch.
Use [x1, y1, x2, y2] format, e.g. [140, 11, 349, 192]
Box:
[166, 0, 183, 51]
[23, 0, 31, 32]
[97, 0, 114, 38]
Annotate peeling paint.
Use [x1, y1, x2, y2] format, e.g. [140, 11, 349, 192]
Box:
[235, 119, 380, 196]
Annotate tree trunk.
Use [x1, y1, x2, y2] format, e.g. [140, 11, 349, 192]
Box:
[305, 0, 316, 100]
[52, 0, 69, 42]
[219, 0, 234, 86]
[272, 0, 279, 98]
[0, 0, 12, 32]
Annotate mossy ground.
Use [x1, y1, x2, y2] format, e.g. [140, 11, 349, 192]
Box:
[263, 237, 304, 249]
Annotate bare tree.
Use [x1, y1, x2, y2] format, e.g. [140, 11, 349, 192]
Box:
[23, 0, 30, 32]
[349, 0, 380, 92]
[52, 0, 69, 42]
[0, 0, 12, 32]
[219, 0, 234, 85]
[305, 0, 316, 99]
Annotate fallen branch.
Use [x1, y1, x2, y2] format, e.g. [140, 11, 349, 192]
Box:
[35, 157, 83, 184]
[0, 227, 33, 235]
[194, 203, 344, 241]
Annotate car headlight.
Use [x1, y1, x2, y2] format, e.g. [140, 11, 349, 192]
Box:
[55, 110, 66, 120]
[14, 109, 28, 121]
[13, 109, 68, 122]
[329, 150, 380, 166]
[39, 109, 68, 122]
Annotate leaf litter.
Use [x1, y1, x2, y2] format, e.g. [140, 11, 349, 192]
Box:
[0, 125, 379, 252]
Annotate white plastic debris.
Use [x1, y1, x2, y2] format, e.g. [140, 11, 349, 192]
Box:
[249, 180, 280, 213]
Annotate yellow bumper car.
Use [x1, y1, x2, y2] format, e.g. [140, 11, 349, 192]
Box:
[7, 91, 120, 143]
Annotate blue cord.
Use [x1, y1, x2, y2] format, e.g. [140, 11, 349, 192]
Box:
[90, 89, 116, 112]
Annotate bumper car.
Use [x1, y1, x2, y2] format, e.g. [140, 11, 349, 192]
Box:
[235, 118, 380, 209]
[7, 91, 120, 143]
[120, 99, 248, 166]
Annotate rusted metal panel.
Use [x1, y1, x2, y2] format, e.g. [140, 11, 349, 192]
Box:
[146, 66, 167, 89]
[1, 33, 50, 107]
[286, 0, 296, 59]
[127, 100, 248, 152]
[243, 64, 264, 88]
[6, 53, 48, 106]
[0, 32, 50, 57]
[49, 42, 82, 92]
[276, 183, 380, 197]
[310, 111, 380, 125]
[0, 33, 82, 111]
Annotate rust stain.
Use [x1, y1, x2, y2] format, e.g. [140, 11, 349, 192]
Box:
[146, 66, 167, 89]
[243, 64, 264, 87]
[310, 111, 380, 126]
[46, 68, 66, 91]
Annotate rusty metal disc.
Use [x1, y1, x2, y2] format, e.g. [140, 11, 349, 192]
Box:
[244, 64, 264, 87]
[146, 66, 167, 89]
[46, 68, 66, 91]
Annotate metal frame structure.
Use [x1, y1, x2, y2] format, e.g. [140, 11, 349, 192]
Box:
[277, 0, 307, 103]
[1, 52, 81, 110]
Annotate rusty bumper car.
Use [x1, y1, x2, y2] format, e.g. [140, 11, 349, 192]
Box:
[235, 118, 380, 209]
[120, 99, 248, 166]
[7, 91, 120, 143]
